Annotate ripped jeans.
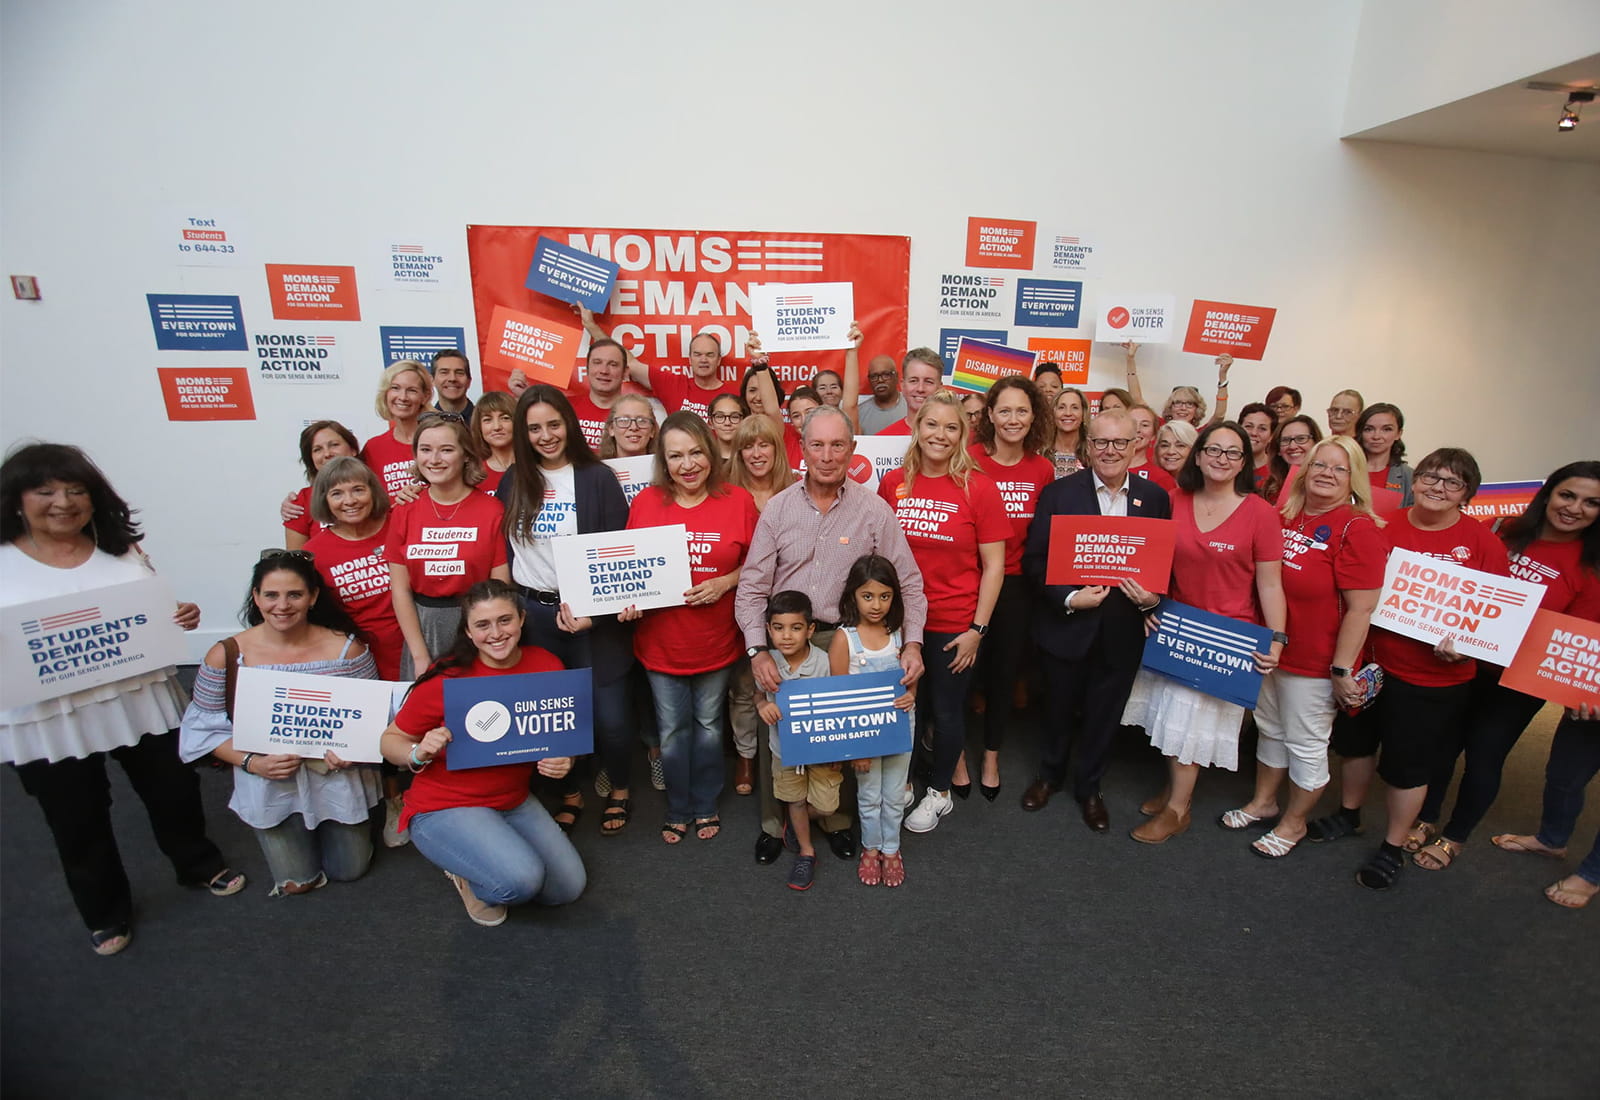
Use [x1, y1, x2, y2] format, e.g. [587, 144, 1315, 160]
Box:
[254, 815, 373, 895]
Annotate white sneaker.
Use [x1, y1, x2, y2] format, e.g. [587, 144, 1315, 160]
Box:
[382, 795, 410, 848]
[901, 784, 916, 811]
[905, 789, 953, 833]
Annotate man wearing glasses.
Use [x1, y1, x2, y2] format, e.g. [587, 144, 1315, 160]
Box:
[1020, 409, 1171, 833]
[857, 354, 907, 435]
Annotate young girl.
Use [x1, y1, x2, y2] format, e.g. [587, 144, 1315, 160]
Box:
[830, 555, 916, 888]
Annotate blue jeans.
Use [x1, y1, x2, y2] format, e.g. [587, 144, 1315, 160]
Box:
[255, 815, 373, 895]
[1536, 714, 1600, 886]
[408, 797, 587, 907]
[646, 665, 732, 821]
[857, 751, 912, 855]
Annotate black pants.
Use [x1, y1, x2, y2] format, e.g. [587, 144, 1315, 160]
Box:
[521, 598, 636, 792]
[1037, 645, 1143, 802]
[1421, 666, 1547, 841]
[974, 574, 1031, 752]
[918, 630, 977, 791]
[12, 732, 227, 932]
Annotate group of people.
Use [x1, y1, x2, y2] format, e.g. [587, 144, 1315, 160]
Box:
[4, 317, 1597, 952]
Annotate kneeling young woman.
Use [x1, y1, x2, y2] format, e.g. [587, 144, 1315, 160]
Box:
[380, 581, 586, 927]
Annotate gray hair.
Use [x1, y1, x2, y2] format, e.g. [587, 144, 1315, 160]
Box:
[800, 403, 854, 445]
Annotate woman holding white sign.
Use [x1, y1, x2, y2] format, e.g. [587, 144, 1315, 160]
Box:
[1415, 462, 1600, 871]
[498, 385, 637, 836]
[628, 413, 759, 842]
[381, 580, 584, 927]
[385, 412, 510, 680]
[1126, 422, 1287, 844]
[1223, 437, 1386, 858]
[2, 443, 244, 957]
[1312, 448, 1510, 890]
[179, 552, 381, 896]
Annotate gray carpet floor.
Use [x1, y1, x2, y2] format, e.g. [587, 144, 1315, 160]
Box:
[3, 703, 1598, 1099]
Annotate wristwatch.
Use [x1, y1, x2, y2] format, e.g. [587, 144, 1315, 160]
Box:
[1330, 665, 1352, 677]
[746, 645, 765, 660]
[969, 622, 988, 636]
[1271, 631, 1290, 646]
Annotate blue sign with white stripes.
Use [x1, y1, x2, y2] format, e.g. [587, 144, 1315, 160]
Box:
[525, 236, 619, 312]
[1140, 600, 1272, 709]
[379, 326, 467, 369]
[1014, 279, 1083, 328]
[146, 294, 248, 351]
[776, 668, 910, 765]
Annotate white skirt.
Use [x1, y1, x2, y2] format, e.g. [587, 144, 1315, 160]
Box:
[0, 669, 189, 765]
[1121, 669, 1246, 771]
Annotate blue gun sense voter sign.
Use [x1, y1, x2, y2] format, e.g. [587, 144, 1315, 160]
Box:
[776, 669, 910, 766]
[1140, 601, 1272, 709]
[442, 669, 593, 770]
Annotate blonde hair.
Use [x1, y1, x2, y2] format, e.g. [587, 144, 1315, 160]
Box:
[374, 360, 434, 421]
[598, 394, 657, 459]
[411, 412, 485, 487]
[1281, 435, 1383, 525]
[728, 413, 796, 493]
[902, 389, 978, 493]
[1161, 387, 1206, 425]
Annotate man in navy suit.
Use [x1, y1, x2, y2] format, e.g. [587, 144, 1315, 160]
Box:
[1020, 408, 1172, 832]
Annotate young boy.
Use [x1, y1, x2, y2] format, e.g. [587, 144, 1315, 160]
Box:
[756, 591, 838, 891]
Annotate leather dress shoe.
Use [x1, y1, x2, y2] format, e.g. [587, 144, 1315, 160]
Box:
[1079, 793, 1110, 833]
[820, 827, 856, 860]
[1021, 779, 1058, 812]
[754, 831, 784, 865]
[1130, 807, 1192, 845]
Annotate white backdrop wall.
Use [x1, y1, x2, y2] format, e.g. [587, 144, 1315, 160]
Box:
[4, 0, 1599, 652]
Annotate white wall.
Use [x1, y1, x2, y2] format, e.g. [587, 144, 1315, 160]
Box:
[4, 0, 1599, 651]
[1343, 0, 1600, 134]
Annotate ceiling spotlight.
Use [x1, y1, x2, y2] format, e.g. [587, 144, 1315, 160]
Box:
[1558, 91, 1593, 133]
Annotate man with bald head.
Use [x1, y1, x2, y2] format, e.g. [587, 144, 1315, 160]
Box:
[735, 405, 928, 864]
[856, 354, 906, 435]
[1020, 408, 1171, 833]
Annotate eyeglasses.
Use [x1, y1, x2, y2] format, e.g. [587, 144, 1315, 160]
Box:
[1308, 460, 1350, 476]
[259, 548, 315, 563]
[611, 416, 653, 429]
[1280, 433, 1314, 447]
[867, 371, 896, 381]
[1169, 399, 1198, 410]
[1269, 402, 1297, 413]
[1417, 471, 1467, 493]
[1088, 437, 1132, 452]
[710, 412, 744, 425]
[1201, 445, 1246, 462]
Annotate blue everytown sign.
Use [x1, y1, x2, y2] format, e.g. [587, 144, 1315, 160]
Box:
[146, 294, 247, 351]
[1141, 600, 1271, 709]
[525, 236, 620, 312]
[442, 668, 593, 770]
[1014, 279, 1083, 328]
[776, 669, 910, 766]
[379, 326, 466, 368]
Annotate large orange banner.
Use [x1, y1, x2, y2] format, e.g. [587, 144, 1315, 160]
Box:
[468, 225, 909, 393]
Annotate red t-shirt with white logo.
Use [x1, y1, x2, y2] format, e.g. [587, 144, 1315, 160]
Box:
[878, 468, 1011, 633]
[968, 446, 1054, 576]
[1132, 463, 1178, 493]
[383, 489, 507, 599]
[1372, 509, 1510, 687]
[1505, 536, 1600, 620]
[305, 520, 405, 680]
[627, 484, 759, 674]
[1277, 505, 1388, 677]
[648, 364, 741, 419]
[284, 485, 330, 538]
[360, 429, 418, 502]
[392, 646, 564, 830]
[565, 388, 612, 451]
[1169, 491, 1284, 624]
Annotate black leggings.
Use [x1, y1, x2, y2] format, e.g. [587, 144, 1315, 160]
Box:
[1421, 667, 1546, 842]
[973, 574, 1030, 752]
[917, 630, 976, 791]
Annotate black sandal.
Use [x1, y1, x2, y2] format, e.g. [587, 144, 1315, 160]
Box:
[553, 799, 584, 834]
[661, 821, 688, 844]
[1307, 812, 1363, 843]
[1356, 844, 1405, 890]
[694, 815, 721, 841]
[601, 796, 631, 836]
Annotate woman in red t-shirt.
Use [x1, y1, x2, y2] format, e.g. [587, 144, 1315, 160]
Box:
[1238, 402, 1275, 493]
[627, 413, 758, 843]
[381, 580, 585, 927]
[1313, 448, 1510, 890]
[879, 390, 1009, 833]
[968, 377, 1053, 798]
[1125, 422, 1288, 845]
[1357, 403, 1413, 507]
[278, 420, 358, 550]
[1418, 461, 1600, 874]
[1123, 404, 1159, 477]
[385, 413, 509, 679]
[1260, 415, 1322, 504]
[470, 391, 517, 494]
[360, 360, 434, 502]
[1147, 420, 1196, 493]
[1223, 438, 1387, 858]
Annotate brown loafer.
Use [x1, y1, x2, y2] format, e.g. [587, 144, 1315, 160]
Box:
[1139, 789, 1171, 817]
[734, 755, 755, 796]
[1021, 779, 1057, 812]
[1130, 807, 1192, 844]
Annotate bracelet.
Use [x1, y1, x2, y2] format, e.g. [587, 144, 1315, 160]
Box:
[408, 745, 432, 772]
[1217, 380, 1229, 389]
[240, 752, 257, 775]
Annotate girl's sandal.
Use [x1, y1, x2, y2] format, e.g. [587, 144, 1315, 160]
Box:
[858, 850, 883, 886]
[600, 797, 631, 836]
[694, 815, 720, 841]
[1413, 837, 1461, 871]
[661, 822, 688, 845]
[1401, 820, 1437, 853]
[553, 799, 584, 834]
[882, 851, 906, 888]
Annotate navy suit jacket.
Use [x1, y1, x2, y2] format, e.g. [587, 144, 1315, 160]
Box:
[1021, 469, 1172, 663]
